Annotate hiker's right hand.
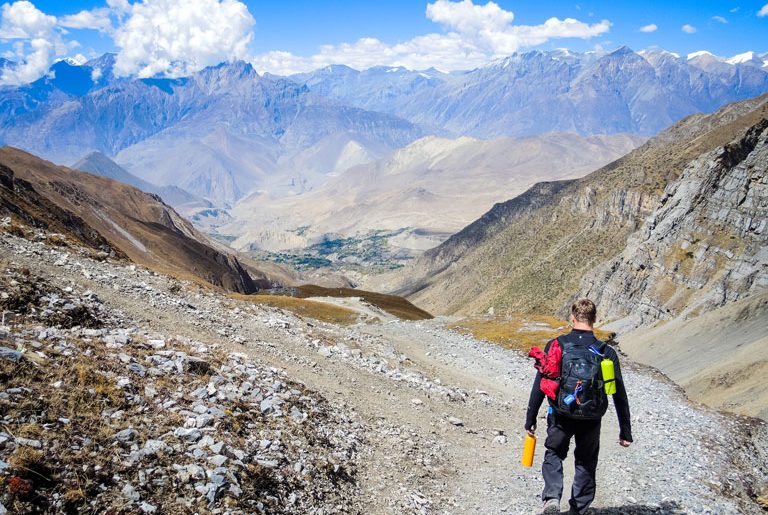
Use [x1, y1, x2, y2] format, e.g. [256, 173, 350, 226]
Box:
[526, 427, 535, 437]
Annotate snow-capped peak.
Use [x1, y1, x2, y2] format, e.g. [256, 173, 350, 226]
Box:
[638, 49, 680, 59]
[687, 50, 720, 60]
[60, 55, 88, 66]
[726, 51, 762, 65]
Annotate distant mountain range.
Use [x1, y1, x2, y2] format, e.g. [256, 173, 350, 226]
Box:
[0, 56, 423, 205]
[1, 47, 766, 210]
[293, 47, 768, 138]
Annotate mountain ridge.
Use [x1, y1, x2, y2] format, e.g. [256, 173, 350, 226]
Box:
[386, 93, 768, 320]
[292, 46, 768, 139]
[73, 151, 212, 214]
[0, 60, 425, 204]
[0, 146, 259, 293]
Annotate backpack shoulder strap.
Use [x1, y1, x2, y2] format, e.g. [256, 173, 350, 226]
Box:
[558, 332, 577, 350]
[595, 339, 607, 354]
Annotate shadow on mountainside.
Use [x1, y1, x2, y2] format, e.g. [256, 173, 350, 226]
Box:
[581, 501, 684, 514]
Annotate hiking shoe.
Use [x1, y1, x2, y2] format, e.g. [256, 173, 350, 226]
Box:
[541, 498, 560, 514]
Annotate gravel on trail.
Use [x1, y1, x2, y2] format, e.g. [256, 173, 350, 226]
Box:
[0, 230, 766, 514]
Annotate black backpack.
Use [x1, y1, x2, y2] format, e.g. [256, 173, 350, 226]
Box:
[553, 337, 609, 419]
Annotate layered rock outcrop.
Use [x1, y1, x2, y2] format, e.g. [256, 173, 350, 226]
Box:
[581, 119, 768, 330]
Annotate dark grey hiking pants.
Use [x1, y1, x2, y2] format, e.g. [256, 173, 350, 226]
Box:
[542, 411, 602, 513]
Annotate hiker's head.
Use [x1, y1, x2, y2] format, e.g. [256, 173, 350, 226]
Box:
[570, 298, 596, 328]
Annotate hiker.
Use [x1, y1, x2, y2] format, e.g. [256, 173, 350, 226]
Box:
[525, 298, 632, 515]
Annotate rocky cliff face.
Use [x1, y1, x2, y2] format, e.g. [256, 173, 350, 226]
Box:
[580, 119, 768, 330]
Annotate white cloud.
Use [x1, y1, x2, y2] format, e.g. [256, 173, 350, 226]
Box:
[424, 0, 609, 56]
[758, 3, 768, 16]
[106, 0, 131, 14]
[0, 1, 70, 85]
[681, 24, 697, 33]
[0, 0, 55, 38]
[112, 0, 255, 78]
[639, 23, 658, 33]
[1, 0, 612, 82]
[59, 8, 113, 32]
[711, 15, 728, 23]
[253, 33, 491, 75]
[253, 0, 611, 75]
[426, 0, 514, 36]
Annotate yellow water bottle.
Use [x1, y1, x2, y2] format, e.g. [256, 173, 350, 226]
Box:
[601, 358, 616, 395]
[522, 434, 536, 467]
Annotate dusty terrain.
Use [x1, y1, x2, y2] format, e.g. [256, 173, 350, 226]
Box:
[619, 291, 768, 421]
[1, 232, 766, 514]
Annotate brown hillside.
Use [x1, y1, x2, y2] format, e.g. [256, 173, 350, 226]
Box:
[0, 147, 257, 294]
[393, 93, 768, 317]
[1, 163, 116, 253]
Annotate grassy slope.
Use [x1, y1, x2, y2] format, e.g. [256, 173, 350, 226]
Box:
[618, 290, 768, 420]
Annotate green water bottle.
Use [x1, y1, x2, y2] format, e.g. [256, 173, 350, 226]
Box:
[601, 358, 616, 395]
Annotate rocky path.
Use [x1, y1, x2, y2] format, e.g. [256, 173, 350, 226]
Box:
[1, 233, 766, 514]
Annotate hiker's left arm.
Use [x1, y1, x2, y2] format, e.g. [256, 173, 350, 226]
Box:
[610, 349, 633, 443]
[525, 371, 544, 434]
[524, 339, 554, 434]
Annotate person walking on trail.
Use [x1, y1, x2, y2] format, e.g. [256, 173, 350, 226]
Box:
[525, 299, 633, 515]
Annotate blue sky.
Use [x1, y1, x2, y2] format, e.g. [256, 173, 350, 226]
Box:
[1, 0, 767, 83]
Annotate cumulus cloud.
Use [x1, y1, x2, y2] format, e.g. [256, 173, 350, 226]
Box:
[2, 0, 612, 82]
[253, 0, 611, 75]
[112, 0, 255, 77]
[426, 0, 514, 36]
[59, 8, 113, 32]
[758, 3, 768, 16]
[0, 0, 56, 38]
[0, 1, 71, 85]
[639, 23, 658, 32]
[681, 24, 697, 33]
[711, 15, 728, 23]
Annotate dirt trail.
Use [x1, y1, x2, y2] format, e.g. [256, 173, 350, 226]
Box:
[2, 239, 766, 514]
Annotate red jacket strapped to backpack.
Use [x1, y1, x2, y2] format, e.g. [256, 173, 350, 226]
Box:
[528, 339, 562, 400]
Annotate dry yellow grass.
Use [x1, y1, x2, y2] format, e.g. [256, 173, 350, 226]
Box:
[231, 293, 359, 325]
[295, 285, 433, 321]
[449, 315, 614, 353]
[758, 491, 768, 510]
